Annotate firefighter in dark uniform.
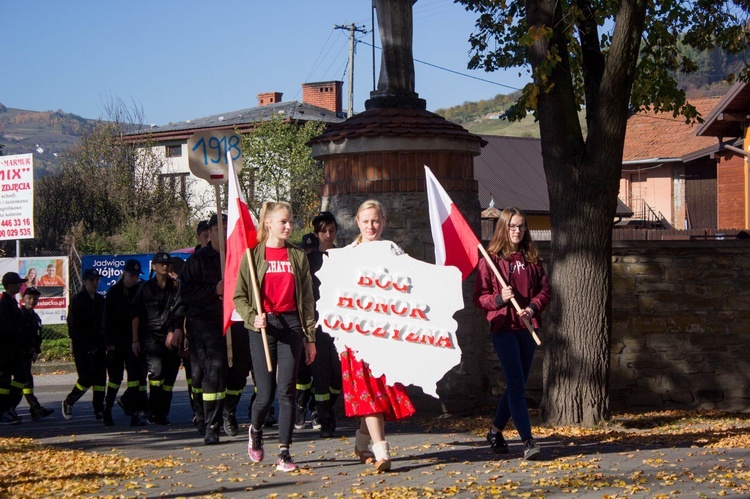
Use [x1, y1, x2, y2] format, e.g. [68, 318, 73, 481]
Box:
[179, 213, 250, 444]
[62, 268, 106, 420]
[306, 212, 342, 437]
[131, 252, 180, 425]
[0, 272, 30, 425]
[103, 259, 145, 426]
[19, 286, 54, 421]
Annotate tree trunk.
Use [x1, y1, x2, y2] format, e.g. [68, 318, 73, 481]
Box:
[527, 0, 646, 425]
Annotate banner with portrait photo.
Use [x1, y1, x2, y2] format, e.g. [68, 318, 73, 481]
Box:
[0, 256, 69, 325]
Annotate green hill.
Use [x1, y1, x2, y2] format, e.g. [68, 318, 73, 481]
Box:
[0, 104, 96, 175]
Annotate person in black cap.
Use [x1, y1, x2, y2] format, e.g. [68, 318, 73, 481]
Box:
[196, 220, 211, 250]
[17, 286, 54, 421]
[62, 268, 106, 421]
[178, 213, 252, 444]
[102, 259, 145, 426]
[131, 252, 180, 425]
[0, 272, 30, 425]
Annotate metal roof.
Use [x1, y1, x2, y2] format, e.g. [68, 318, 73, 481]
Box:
[126, 101, 345, 138]
[475, 135, 632, 217]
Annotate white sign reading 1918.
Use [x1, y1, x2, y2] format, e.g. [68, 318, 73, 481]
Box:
[0, 153, 34, 241]
[187, 130, 243, 185]
[316, 241, 464, 397]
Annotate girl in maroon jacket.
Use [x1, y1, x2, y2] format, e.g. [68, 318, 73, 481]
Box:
[473, 207, 550, 461]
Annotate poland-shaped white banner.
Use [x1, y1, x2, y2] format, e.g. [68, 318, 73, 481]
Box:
[316, 241, 463, 397]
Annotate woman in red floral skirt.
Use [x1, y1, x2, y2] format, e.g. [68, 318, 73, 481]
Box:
[342, 199, 415, 471]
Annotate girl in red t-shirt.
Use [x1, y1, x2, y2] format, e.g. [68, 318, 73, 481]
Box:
[233, 201, 316, 473]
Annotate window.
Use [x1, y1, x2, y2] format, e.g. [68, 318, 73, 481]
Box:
[166, 144, 182, 158]
[160, 173, 189, 201]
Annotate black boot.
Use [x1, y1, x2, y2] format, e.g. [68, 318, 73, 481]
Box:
[93, 387, 105, 420]
[103, 384, 119, 426]
[26, 393, 54, 421]
[62, 385, 87, 420]
[223, 392, 240, 436]
[204, 423, 220, 445]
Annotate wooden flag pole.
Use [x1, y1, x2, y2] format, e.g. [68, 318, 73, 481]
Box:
[214, 184, 233, 368]
[245, 249, 273, 371]
[477, 243, 542, 346]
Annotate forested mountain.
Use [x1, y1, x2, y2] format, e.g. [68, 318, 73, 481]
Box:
[434, 45, 746, 137]
[0, 104, 96, 174]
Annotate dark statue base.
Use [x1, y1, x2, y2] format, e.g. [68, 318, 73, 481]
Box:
[365, 94, 427, 110]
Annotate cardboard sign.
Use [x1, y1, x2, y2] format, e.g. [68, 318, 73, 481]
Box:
[187, 130, 243, 185]
[316, 241, 463, 397]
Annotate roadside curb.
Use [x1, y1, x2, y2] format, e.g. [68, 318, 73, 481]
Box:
[33, 362, 74, 375]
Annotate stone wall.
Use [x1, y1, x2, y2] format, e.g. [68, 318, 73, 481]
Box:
[484, 240, 750, 414]
[608, 240, 750, 411]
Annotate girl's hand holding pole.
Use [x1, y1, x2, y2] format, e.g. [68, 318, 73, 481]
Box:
[253, 313, 267, 330]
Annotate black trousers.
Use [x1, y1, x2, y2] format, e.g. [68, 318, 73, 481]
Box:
[225, 322, 251, 416]
[0, 352, 28, 413]
[106, 344, 146, 412]
[70, 344, 107, 412]
[143, 332, 180, 421]
[248, 312, 304, 446]
[311, 331, 342, 417]
[187, 318, 227, 429]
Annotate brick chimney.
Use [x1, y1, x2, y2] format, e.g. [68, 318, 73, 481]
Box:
[302, 81, 343, 114]
[257, 92, 283, 106]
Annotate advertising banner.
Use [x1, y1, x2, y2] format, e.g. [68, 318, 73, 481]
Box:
[81, 251, 193, 294]
[0, 256, 69, 325]
[0, 153, 35, 241]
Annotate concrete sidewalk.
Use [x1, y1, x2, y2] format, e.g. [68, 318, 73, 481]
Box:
[3, 370, 749, 498]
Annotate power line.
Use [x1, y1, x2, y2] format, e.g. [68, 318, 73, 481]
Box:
[358, 40, 522, 92]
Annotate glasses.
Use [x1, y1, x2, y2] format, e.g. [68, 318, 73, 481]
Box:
[509, 224, 527, 232]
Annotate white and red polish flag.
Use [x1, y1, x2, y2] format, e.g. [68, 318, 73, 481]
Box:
[424, 165, 480, 280]
[223, 153, 258, 334]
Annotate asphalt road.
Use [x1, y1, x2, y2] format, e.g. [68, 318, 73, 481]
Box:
[2, 369, 749, 498]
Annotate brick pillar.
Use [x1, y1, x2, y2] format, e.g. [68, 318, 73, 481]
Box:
[310, 107, 491, 414]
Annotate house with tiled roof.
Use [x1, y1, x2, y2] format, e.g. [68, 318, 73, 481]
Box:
[125, 81, 346, 216]
[619, 95, 748, 230]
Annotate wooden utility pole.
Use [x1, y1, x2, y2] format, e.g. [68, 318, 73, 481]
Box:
[334, 23, 367, 118]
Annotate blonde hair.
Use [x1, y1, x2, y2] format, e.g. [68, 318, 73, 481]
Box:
[354, 199, 386, 245]
[257, 201, 293, 244]
[486, 207, 540, 264]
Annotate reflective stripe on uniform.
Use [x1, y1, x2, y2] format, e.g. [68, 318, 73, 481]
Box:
[226, 388, 242, 397]
[93, 385, 105, 392]
[203, 391, 226, 402]
[108, 381, 121, 389]
[296, 381, 312, 391]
